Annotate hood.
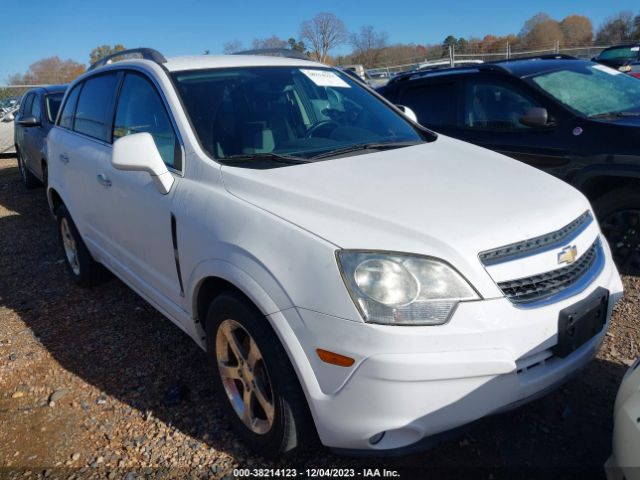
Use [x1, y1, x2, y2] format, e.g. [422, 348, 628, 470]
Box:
[221, 136, 590, 283]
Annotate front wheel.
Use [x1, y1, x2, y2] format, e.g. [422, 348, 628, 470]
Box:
[594, 188, 640, 275]
[205, 291, 315, 456]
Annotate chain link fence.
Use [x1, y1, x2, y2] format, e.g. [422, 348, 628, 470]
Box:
[0, 86, 41, 155]
[0, 42, 616, 154]
[367, 42, 612, 77]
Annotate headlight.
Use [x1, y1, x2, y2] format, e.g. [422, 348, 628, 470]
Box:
[337, 251, 479, 326]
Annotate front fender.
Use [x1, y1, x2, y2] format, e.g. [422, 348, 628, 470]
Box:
[570, 160, 640, 191]
[187, 257, 292, 321]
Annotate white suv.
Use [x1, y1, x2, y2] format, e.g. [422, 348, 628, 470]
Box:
[47, 48, 623, 455]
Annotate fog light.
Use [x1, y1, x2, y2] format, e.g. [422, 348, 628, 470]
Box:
[369, 431, 385, 445]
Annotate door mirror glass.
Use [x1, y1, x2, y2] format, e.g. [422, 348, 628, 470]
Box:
[395, 104, 418, 123]
[17, 115, 40, 127]
[112, 132, 174, 194]
[519, 107, 550, 128]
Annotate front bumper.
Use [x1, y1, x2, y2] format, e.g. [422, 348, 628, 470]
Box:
[271, 249, 623, 451]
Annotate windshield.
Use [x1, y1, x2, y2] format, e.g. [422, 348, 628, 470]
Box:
[46, 93, 64, 122]
[530, 64, 640, 118]
[597, 46, 639, 61]
[171, 67, 426, 161]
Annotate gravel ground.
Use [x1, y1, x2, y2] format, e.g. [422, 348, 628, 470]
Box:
[0, 155, 638, 480]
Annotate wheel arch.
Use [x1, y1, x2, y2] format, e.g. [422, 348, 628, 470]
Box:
[47, 186, 64, 214]
[189, 258, 292, 331]
[572, 168, 640, 203]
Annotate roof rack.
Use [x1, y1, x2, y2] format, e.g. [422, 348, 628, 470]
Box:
[89, 47, 167, 71]
[233, 48, 309, 61]
[391, 63, 507, 83]
[491, 53, 577, 63]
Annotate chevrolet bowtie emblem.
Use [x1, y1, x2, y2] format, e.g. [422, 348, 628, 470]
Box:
[558, 245, 578, 265]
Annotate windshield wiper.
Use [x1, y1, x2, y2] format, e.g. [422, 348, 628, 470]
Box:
[590, 111, 640, 119]
[310, 141, 422, 160]
[220, 152, 310, 165]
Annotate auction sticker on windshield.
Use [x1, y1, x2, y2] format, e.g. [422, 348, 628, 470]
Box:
[301, 69, 351, 88]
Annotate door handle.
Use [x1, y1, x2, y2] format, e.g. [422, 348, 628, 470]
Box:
[59, 153, 69, 164]
[96, 173, 112, 188]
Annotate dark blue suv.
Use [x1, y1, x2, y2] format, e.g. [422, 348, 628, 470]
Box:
[14, 85, 67, 188]
[379, 56, 640, 274]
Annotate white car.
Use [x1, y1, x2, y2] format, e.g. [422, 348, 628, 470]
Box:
[606, 358, 640, 480]
[46, 48, 623, 455]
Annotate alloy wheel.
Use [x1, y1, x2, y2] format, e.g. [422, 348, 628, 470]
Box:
[60, 217, 81, 275]
[216, 319, 275, 435]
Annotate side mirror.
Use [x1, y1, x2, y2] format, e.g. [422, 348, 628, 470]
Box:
[3, 113, 15, 123]
[17, 115, 40, 127]
[112, 132, 174, 194]
[396, 104, 418, 123]
[519, 107, 551, 128]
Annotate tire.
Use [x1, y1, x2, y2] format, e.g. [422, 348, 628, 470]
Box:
[17, 150, 41, 189]
[56, 205, 108, 287]
[593, 188, 640, 276]
[205, 291, 315, 456]
[41, 162, 48, 191]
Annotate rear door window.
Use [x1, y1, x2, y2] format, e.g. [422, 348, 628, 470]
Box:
[58, 84, 82, 130]
[397, 81, 458, 127]
[74, 73, 119, 142]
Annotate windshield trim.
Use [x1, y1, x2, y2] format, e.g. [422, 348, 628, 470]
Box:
[168, 65, 437, 167]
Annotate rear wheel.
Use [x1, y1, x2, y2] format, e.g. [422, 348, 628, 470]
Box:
[205, 291, 314, 456]
[594, 188, 640, 275]
[56, 205, 108, 286]
[17, 150, 40, 188]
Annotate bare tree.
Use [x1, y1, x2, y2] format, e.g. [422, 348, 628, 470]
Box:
[350, 26, 388, 66]
[252, 35, 288, 50]
[223, 40, 244, 54]
[300, 12, 348, 63]
[596, 11, 636, 44]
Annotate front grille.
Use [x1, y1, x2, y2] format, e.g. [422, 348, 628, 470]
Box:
[479, 212, 592, 266]
[497, 239, 600, 305]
